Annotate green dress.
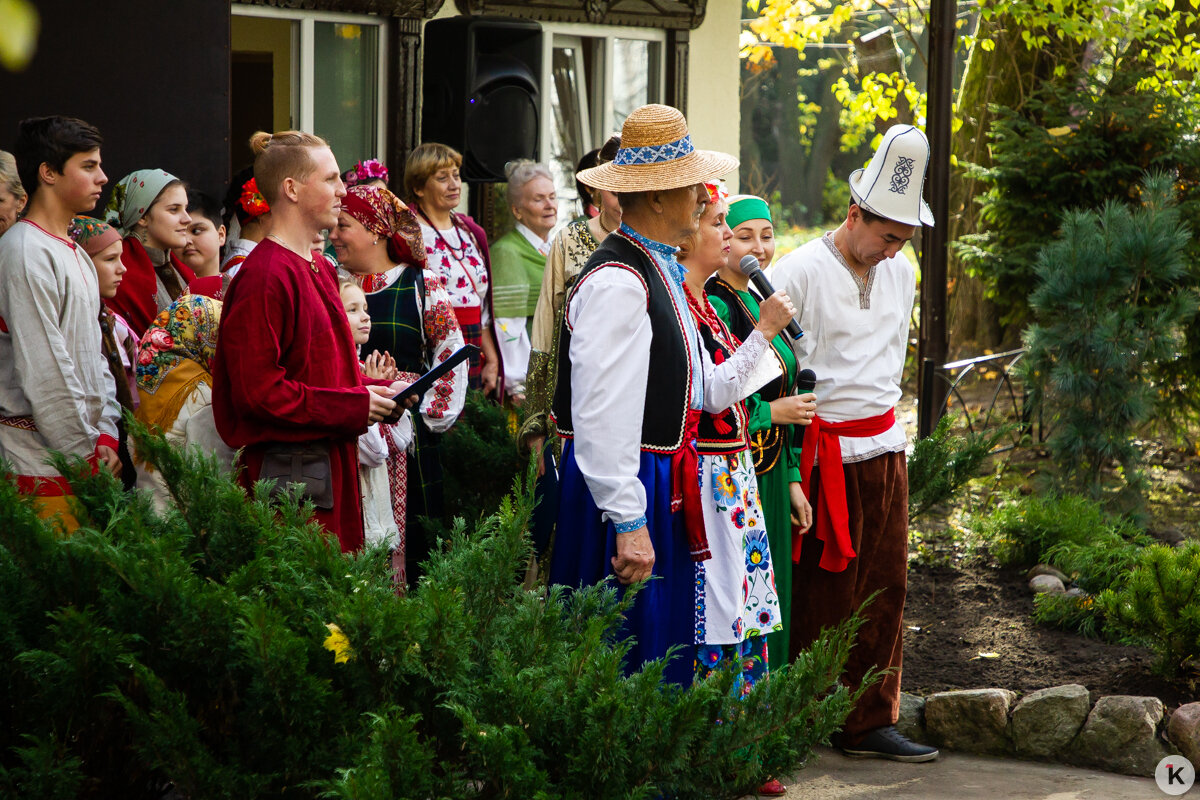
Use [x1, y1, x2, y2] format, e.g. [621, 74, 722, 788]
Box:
[707, 275, 804, 666]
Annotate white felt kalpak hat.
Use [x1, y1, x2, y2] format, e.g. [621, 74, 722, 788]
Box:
[848, 124, 934, 227]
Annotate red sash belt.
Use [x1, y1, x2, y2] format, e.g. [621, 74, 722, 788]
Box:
[452, 305, 482, 328]
[671, 408, 710, 562]
[799, 408, 897, 572]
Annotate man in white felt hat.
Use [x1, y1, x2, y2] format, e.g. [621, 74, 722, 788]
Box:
[772, 124, 939, 762]
[547, 104, 795, 690]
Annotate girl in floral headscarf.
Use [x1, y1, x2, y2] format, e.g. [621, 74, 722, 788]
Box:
[104, 169, 200, 334]
[132, 294, 235, 510]
[330, 184, 468, 586]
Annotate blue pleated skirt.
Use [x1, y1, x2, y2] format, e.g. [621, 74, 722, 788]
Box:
[550, 440, 696, 688]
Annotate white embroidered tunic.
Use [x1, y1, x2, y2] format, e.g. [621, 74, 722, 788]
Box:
[0, 220, 119, 479]
[418, 220, 491, 325]
[770, 232, 916, 463]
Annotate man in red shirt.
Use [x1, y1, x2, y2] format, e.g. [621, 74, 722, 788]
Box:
[212, 130, 406, 551]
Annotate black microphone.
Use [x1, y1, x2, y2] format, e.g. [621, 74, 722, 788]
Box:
[796, 368, 817, 395]
[739, 254, 803, 341]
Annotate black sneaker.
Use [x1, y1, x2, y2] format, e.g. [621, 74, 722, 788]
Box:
[838, 726, 939, 762]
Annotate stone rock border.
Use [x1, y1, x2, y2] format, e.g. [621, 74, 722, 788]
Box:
[899, 687, 1200, 777]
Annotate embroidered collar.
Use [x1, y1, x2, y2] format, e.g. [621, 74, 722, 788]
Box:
[822, 230, 877, 310]
[621, 223, 677, 259]
[621, 223, 685, 284]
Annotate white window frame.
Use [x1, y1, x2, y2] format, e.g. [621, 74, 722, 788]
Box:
[231, 3, 388, 155]
[536, 22, 667, 167]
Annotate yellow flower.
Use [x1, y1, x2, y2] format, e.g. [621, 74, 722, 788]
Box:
[323, 622, 355, 664]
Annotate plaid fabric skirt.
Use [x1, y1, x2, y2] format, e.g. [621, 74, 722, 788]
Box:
[453, 306, 483, 389]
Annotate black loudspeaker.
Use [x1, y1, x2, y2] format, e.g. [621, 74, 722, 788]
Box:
[421, 17, 542, 183]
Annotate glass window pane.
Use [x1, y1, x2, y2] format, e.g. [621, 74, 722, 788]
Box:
[612, 39, 661, 129]
[313, 22, 379, 171]
[550, 45, 585, 220]
[231, 16, 296, 170]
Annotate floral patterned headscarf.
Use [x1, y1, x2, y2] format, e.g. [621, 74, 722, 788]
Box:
[105, 169, 179, 236]
[136, 294, 222, 394]
[341, 184, 426, 266]
[69, 216, 121, 257]
[132, 295, 223, 460]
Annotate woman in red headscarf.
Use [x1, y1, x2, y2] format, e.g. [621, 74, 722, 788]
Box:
[329, 184, 468, 585]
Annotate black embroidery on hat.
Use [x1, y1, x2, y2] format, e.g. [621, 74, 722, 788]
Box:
[889, 156, 915, 194]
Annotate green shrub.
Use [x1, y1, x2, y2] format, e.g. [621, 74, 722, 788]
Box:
[907, 414, 1010, 522]
[1032, 592, 1101, 640]
[957, 68, 1200, 339]
[972, 492, 1151, 639]
[1099, 541, 1200, 679]
[0, 422, 861, 799]
[969, 493, 1141, 570]
[1020, 173, 1197, 498]
[439, 389, 527, 532]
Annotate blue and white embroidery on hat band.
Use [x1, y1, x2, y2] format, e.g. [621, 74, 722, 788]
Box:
[613, 135, 695, 166]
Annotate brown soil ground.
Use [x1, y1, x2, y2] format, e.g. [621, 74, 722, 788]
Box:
[894, 370, 1200, 708]
[901, 559, 1192, 707]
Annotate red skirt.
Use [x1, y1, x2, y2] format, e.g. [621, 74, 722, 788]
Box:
[453, 305, 484, 389]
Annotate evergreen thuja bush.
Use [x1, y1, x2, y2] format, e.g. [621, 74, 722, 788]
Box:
[0, 421, 861, 799]
[439, 389, 527, 532]
[957, 68, 1200, 338]
[1099, 541, 1200, 680]
[1020, 173, 1198, 498]
[907, 414, 1010, 521]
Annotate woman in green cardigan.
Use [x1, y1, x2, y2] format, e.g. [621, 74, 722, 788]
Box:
[490, 161, 558, 406]
[706, 194, 815, 666]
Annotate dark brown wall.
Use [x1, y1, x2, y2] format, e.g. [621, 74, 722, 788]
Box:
[0, 0, 231, 208]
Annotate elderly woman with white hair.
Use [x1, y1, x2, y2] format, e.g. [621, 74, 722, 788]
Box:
[489, 160, 558, 404]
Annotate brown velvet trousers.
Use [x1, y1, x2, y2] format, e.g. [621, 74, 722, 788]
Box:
[789, 450, 908, 741]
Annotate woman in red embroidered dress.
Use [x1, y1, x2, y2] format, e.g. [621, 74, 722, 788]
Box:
[404, 143, 503, 398]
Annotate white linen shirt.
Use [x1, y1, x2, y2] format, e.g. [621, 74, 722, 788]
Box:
[770, 232, 916, 463]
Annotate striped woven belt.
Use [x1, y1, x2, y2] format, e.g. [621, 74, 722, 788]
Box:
[0, 414, 37, 432]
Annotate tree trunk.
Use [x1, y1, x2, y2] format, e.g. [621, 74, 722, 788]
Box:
[774, 44, 808, 214]
[947, 14, 1082, 351]
[797, 67, 842, 225]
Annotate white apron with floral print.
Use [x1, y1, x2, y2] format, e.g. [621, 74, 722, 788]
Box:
[694, 449, 783, 646]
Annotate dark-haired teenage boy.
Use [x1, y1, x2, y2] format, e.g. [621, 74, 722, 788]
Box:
[175, 191, 227, 298]
[0, 115, 121, 530]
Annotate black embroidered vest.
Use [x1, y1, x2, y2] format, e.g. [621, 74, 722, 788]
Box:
[363, 267, 427, 375]
[551, 230, 691, 453]
[706, 276, 788, 473]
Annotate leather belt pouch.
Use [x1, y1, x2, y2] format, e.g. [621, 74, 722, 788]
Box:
[260, 443, 334, 510]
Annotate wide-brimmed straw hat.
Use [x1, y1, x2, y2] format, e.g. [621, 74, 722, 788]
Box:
[577, 104, 738, 192]
[848, 124, 934, 227]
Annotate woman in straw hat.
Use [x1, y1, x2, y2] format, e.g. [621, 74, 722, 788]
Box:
[548, 104, 796, 688]
[706, 194, 816, 668]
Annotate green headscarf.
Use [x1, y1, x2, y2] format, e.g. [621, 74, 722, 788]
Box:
[726, 194, 773, 231]
[104, 169, 179, 236]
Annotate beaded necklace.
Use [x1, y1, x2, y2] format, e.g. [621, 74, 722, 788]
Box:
[416, 206, 469, 262]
